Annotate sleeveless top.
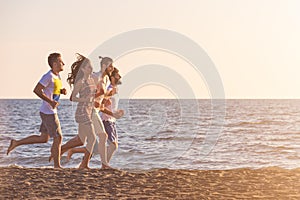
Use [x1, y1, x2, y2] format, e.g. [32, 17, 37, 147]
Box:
[75, 78, 96, 124]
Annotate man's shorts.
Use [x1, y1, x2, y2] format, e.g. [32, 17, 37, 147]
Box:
[102, 120, 117, 143]
[39, 112, 62, 138]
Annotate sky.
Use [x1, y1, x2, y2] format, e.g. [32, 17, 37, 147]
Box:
[1, 0, 300, 99]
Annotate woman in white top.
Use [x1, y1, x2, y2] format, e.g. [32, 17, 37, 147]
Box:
[55, 54, 97, 169]
[67, 68, 124, 166]
[59, 56, 123, 169]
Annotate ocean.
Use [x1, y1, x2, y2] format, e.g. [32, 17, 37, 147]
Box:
[1, 99, 300, 170]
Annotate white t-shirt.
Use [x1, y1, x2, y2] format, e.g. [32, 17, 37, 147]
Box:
[101, 85, 119, 122]
[39, 70, 62, 114]
[92, 71, 111, 108]
[92, 71, 111, 92]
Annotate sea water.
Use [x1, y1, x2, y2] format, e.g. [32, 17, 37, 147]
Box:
[0, 99, 299, 170]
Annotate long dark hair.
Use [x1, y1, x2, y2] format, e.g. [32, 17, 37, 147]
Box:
[67, 53, 90, 86]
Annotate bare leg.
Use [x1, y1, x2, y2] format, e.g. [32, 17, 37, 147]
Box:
[78, 123, 96, 169]
[52, 135, 62, 168]
[97, 131, 111, 168]
[67, 147, 86, 161]
[92, 111, 110, 168]
[49, 135, 83, 162]
[107, 142, 118, 163]
[79, 148, 92, 169]
[61, 135, 83, 155]
[7, 133, 49, 155]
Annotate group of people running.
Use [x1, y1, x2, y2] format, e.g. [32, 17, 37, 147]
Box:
[7, 52, 124, 169]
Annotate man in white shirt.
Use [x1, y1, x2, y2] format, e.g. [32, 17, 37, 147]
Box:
[7, 53, 67, 168]
[101, 67, 122, 163]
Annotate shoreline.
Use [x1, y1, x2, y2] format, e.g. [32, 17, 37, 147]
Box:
[1, 167, 299, 199]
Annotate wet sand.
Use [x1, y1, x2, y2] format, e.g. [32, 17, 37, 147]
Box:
[1, 166, 299, 199]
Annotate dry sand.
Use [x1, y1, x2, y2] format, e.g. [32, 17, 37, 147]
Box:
[1, 166, 300, 199]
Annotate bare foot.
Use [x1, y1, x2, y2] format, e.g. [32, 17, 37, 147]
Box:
[54, 166, 63, 169]
[7, 139, 17, 155]
[78, 164, 90, 170]
[101, 163, 113, 170]
[66, 150, 73, 162]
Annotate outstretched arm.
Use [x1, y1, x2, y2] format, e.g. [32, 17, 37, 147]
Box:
[99, 106, 124, 119]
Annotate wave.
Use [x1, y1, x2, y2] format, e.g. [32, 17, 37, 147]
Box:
[227, 120, 288, 127]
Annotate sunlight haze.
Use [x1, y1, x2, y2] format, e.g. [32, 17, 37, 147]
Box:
[1, 0, 299, 99]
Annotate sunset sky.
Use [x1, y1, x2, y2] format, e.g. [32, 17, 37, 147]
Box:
[1, 0, 300, 99]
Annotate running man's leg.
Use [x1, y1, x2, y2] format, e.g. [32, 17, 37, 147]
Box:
[43, 113, 63, 168]
[49, 135, 83, 162]
[7, 133, 49, 155]
[98, 131, 109, 168]
[92, 109, 110, 168]
[103, 120, 118, 164]
[52, 134, 62, 168]
[107, 142, 118, 163]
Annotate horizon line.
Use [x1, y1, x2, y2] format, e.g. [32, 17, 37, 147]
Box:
[1, 98, 300, 100]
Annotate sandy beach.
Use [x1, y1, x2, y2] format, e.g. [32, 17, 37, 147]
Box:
[0, 166, 299, 199]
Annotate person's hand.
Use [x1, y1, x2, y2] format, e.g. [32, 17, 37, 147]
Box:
[94, 101, 100, 108]
[94, 100, 105, 108]
[95, 88, 105, 98]
[113, 109, 125, 119]
[50, 100, 59, 109]
[103, 99, 112, 107]
[60, 88, 67, 95]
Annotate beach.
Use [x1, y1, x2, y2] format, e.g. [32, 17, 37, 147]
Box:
[1, 166, 299, 199]
[1, 100, 300, 199]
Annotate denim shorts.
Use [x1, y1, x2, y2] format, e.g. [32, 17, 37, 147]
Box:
[102, 120, 117, 143]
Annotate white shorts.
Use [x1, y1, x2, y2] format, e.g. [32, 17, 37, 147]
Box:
[91, 108, 106, 136]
